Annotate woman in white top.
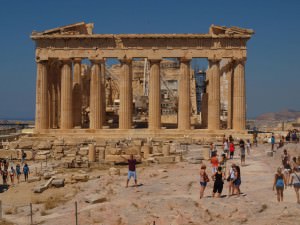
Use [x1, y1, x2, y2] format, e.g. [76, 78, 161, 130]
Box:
[290, 167, 300, 204]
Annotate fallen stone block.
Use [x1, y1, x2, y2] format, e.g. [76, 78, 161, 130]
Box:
[106, 147, 122, 155]
[35, 154, 47, 160]
[78, 148, 88, 156]
[52, 178, 65, 188]
[54, 146, 64, 153]
[84, 194, 107, 204]
[36, 142, 52, 150]
[18, 141, 33, 149]
[37, 150, 51, 155]
[156, 156, 175, 164]
[27, 176, 41, 183]
[0, 149, 18, 159]
[33, 185, 47, 193]
[109, 167, 120, 176]
[72, 174, 89, 182]
[105, 155, 141, 163]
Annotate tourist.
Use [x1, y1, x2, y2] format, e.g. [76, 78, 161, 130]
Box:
[281, 149, 291, 186]
[239, 139, 246, 166]
[227, 163, 236, 197]
[271, 135, 275, 151]
[210, 153, 219, 174]
[121, 154, 137, 187]
[289, 167, 300, 204]
[290, 157, 299, 170]
[16, 164, 21, 183]
[9, 166, 16, 185]
[253, 133, 258, 147]
[277, 139, 284, 149]
[2, 169, 8, 185]
[21, 150, 27, 164]
[233, 165, 241, 197]
[23, 163, 30, 182]
[292, 131, 297, 143]
[273, 167, 285, 202]
[229, 142, 235, 159]
[229, 135, 234, 143]
[219, 153, 227, 172]
[246, 139, 251, 155]
[212, 166, 225, 198]
[209, 143, 217, 158]
[199, 164, 209, 199]
[223, 139, 229, 158]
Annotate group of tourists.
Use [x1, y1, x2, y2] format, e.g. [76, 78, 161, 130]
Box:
[0, 150, 30, 186]
[273, 148, 300, 203]
[199, 163, 241, 199]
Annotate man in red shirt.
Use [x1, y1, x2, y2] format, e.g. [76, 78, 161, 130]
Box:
[122, 154, 138, 187]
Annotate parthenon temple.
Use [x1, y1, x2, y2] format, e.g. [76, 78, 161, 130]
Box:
[31, 22, 254, 138]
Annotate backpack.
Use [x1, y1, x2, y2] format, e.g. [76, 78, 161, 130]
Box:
[22, 152, 27, 158]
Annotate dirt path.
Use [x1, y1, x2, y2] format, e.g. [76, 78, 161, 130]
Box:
[1, 143, 300, 225]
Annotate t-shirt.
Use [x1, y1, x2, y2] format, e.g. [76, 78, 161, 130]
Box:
[292, 172, 300, 184]
[239, 140, 245, 149]
[128, 159, 137, 171]
[211, 157, 219, 168]
[229, 143, 235, 152]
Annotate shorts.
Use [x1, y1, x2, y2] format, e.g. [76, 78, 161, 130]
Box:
[234, 179, 241, 186]
[293, 183, 300, 188]
[200, 181, 207, 187]
[276, 186, 284, 190]
[241, 155, 245, 160]
[127, 171, 137, 180]
[213, 182, 223, 193]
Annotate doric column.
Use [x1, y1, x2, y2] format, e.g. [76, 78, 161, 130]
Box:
[148, 59, 161, 130]
[35, 60, 49, 130]
[60, 59, 73, 129]
[100, 59, 106, 124]
[73, 58, 82, 127]
[178, 58, 191, 130]
[89, 59, 104, 129]
[119, 58, 132, 129]
[233, 58, 246, 130]
[207, 58, 221, 130]
[227, 61, 233, 129]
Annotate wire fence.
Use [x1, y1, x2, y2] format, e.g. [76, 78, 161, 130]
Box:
[0, 200, 90, 225]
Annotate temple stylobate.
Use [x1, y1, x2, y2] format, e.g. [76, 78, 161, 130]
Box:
[31, 22, 254, 136]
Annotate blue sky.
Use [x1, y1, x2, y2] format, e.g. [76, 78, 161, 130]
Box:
[0, 0, 299, 119]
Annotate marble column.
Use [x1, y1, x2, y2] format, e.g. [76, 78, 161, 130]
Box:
[35, 60, 49, 130]
[73, 58, 82, 127]
[148, 59, 161, 130]
[227, 61, 233, 129]
[233, 59, 246, 130]
[90, 60, 104, 129]
[119, 58, 132, 129]
[100, 59, 106, 124]
[178, 58, 191, 130]
[60, 59, 73, 129]
[207, 59, 221, 130]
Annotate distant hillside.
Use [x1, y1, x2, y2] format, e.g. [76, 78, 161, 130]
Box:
[256, 109, 300, 121]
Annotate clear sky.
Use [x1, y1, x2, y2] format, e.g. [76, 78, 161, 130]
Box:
[0, 0, 299, 120]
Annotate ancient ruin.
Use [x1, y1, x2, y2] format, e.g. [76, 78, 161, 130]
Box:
[31, 22, 254, 139]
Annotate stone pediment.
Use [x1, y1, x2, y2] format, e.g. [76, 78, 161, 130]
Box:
[31, 22, 94, 36]
[209, 25, 254, 36]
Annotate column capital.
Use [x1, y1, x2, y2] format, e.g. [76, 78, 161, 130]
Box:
[148, 59, 161, 64]
[90, 58, 105, 64]
[207, 57, 221, 63]
[59, 58, 72, 65]
[179, 57, 192, 63]
[35, 59, 48, 64]
[233, 57, 247, 64]
[73, 58, 82, 63]
[118, 57, 132, 64]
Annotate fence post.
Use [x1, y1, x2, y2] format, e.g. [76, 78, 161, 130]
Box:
[75, 201, 78, 225]
[0, 200, 2, 220]
[30, 203, 33, 225]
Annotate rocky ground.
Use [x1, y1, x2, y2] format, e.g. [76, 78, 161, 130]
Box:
[0, 142, 300, 225]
